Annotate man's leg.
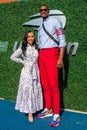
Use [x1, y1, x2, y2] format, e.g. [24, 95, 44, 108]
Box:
[39, 50, 52, 109]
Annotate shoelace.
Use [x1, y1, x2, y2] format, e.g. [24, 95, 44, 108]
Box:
[53, 115, 60, 121]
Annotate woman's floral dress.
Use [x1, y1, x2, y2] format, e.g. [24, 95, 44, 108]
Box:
[10, 45, 43, 113]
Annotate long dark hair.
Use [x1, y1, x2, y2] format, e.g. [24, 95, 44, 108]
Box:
[21, 31, 36, 55]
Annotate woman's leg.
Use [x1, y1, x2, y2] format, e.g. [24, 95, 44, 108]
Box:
[28, 113, 34, 122]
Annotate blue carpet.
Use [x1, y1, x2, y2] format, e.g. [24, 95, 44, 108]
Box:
[0, 99, 87, 130]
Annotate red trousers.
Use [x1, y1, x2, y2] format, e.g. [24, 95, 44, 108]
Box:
[39, 47, 60, 114]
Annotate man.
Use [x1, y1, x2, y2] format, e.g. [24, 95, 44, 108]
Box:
[37, 4, 66, 127]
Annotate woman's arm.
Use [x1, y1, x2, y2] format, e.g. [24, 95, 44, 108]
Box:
[10, 47, 25, 64]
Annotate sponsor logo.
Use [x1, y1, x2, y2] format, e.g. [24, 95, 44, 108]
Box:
[13, 41, 78, 56]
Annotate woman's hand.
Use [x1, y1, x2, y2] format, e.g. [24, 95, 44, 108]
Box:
[23, 64, 26, 67]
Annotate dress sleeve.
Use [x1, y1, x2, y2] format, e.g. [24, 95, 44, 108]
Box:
[10, 47, 25, 64]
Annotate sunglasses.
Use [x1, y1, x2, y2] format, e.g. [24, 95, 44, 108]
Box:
[40, 9, 48, 12]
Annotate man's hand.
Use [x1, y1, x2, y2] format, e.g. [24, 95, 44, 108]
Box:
[56, 58, 63, 68]
[56, 47, 65, 68]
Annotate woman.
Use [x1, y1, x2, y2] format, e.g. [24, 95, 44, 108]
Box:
[10, 31, 43, 122]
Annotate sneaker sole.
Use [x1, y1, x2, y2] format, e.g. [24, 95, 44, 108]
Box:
[50, 122, 60, 127]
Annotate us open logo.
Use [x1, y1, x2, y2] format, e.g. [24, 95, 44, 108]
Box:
[22, 10, 78, 55]
[22, 10, 66, 29]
